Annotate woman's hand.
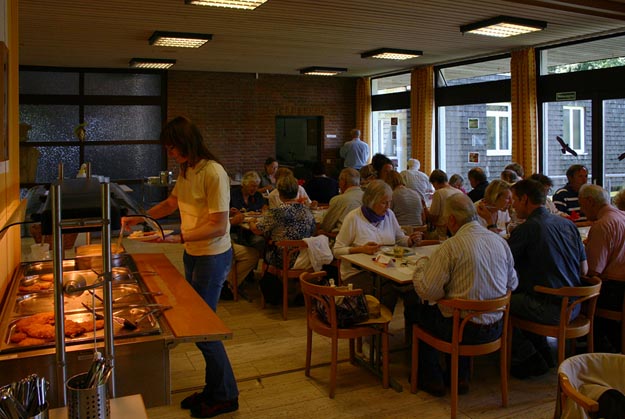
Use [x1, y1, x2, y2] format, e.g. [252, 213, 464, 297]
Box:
[356, 241, 380, 255]
[408, 231, 423, 247]
[476, 201, 497, 225]
[230, 212, 245, 225]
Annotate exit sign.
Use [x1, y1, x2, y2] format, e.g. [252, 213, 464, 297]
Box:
[556, 91, 577, 101]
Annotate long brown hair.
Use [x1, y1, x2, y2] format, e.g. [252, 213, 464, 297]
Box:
[160, 116, 220, 178]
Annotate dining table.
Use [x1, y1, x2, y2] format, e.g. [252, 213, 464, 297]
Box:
[338, 244, 441, 391]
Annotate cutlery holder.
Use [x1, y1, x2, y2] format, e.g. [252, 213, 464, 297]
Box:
[66, 372, 109, 419]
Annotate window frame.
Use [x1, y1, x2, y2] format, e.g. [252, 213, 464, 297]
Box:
[485, 102, 512, 157]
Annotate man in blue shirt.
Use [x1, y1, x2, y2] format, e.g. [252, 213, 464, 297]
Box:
[340, 128, 369, 170]
[552, 164, 588, 222]
[507, 179, 587, 378]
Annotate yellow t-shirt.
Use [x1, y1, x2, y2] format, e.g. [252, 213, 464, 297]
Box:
[172, 159, 231, 256]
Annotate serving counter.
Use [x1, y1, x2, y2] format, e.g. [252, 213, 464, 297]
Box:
[0, 253, 232, 408]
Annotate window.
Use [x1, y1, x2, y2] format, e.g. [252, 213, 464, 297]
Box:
[485, 103, 511, 156]
[563, 106, 585, 153]
[372, 73, 410, 95]
[540, 33, 625, 75]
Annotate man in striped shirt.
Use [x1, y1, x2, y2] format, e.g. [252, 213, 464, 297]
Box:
[552, 164, 588, 222]
[409, 193, 518, 397]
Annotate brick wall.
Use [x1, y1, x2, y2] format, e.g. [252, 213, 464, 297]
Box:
[166, 71, 357, 178]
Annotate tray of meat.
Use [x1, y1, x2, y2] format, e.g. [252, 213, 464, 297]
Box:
[2, 307, 162, 352]
[23, 259, 78, 276]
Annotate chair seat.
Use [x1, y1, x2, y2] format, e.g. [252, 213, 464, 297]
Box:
[513, 314, 591, 340]
[595, 307, 622, 322]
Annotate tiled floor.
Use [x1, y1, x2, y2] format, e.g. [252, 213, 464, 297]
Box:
[126, 239, 558, 418]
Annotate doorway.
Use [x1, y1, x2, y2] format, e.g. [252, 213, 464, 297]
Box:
[275, 116, 322, 180]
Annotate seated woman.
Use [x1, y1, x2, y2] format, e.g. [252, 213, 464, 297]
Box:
[333, 180, 423, 312]
[250, 174, 316, 304]
[359, 164, 377, 189]
[385, 170, 425, 227]
[229, 171, 266, 253]
[449, 174, 466, 194]
[475, 179, 512, 236]
[258, 157, 278, 193]
[267, 167, 313, 208]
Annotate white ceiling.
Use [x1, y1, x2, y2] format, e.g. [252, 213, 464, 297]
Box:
[18, 0, 625, 77]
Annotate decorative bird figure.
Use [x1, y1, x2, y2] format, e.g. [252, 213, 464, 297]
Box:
[555, 136, 578, 157]
[618, 152, 625, 161]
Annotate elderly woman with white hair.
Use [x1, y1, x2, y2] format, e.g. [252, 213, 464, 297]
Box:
[333, 180, 424, 312]
[400, 158, 434, 199]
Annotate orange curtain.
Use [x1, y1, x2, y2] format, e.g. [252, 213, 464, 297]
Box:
[356, 77, 371, 162]
[511, 48, 538, 175]
[410, 66, 434, 174]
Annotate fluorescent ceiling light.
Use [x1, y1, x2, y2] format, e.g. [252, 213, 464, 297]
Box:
[361, 48, 423, 60]
[460, 15, 547, 38]
[129, 58, 176, 69]
[149, 31, 212, 48]
[185, 0, 268, 10]
[299, 67, 347, 76]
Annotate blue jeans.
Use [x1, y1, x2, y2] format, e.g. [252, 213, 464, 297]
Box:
[407, 303, 503, 382]
[183, 248, 239, 402]
[510, 292, 580, 364]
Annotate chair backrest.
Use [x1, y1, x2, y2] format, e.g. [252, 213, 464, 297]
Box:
[437, 291, 512, 345]
[271, 239, 309, 276]
[300, 271, 365, 329]
[534, 276, 602, 324]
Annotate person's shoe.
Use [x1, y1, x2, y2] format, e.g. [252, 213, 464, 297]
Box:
[417, 376, 446, 397]
[191, 399, 239, 418]
[180, 392, 207, 410]
[458, 378, 470, 395]
[220, 286, 234, 301]
[511, 352, 549, 379]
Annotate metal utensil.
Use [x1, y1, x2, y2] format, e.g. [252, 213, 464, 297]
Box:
[121, 305, 172, 330]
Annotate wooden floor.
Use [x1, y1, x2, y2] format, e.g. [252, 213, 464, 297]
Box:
[119, 240, 558, 419]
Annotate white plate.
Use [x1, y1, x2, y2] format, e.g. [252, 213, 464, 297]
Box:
[128, 230, 173, 241]
[380, 246, 415, 257]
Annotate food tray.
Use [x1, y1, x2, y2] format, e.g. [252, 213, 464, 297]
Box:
[14, 284, 145, 316]
[2, 307, 161, 353]
[23, 260, 78, 276]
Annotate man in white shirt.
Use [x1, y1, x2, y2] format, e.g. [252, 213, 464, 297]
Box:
[409, 193, 517, 397]
[319, 168, 364, 233]
[427, 169, 462, 238]
[401, 158, 434, 199]
[340, 128, 369, 170]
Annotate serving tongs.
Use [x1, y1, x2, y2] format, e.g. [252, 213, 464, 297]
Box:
[122, 214, 165, 240]
[90, 290, 163, 304]
[82, 301, 171, 330]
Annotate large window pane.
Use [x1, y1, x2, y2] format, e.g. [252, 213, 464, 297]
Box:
[438, 103, 512, 182]
[19, 71, 79, 95]
[438, 57, 510, 87]
[20, 105, 79, 142]
[371, 109, 411, 171]
[604, 99, 625, 194]
[84, 73, 162, 96]
[35, 146, 80, 183]
[540, 33, 625, 75]
[542, 100, 592, 189]
[84, 105, 161, 141]
[372, 73, 410, 95]
[84, 144, 163, 180]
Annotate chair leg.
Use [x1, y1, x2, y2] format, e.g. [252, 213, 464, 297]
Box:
[506, 319, 513, 380]
[382, 325, 389, 389]
[500, 340, 509, 407]
[450, 349, 458, 419]
[305, 327, 312, 377]
[349, 339, 355, 364]
[557, 338, 566, 366]
[330, 335, 338, 398]
[587, 324, 594, 354]
[404, 317, 410, 345]
[282, 274, 288, 320]
[621, 321, 625, 355]
[410, 326, 419, 394]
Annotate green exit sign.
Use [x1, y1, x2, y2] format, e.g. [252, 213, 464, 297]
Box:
[556, 91, 577, 101]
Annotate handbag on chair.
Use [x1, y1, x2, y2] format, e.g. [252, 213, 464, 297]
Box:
[315, 278, 370, 328]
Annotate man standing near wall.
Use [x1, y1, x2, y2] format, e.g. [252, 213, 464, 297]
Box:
[340, 128, 369, 170]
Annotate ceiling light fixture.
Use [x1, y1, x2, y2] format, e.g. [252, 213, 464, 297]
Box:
[361, 48, 423, 60]
[149, 31, 213, 48]
[460, 15, 547, 38]
[129, 58, 177, 69]
[299, 67, 347, 76]
[184, 0, 268, 10]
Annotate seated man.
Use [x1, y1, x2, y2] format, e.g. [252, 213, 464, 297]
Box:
[229, 171, 265, 254]
[552, 164, 589, 222]
[579, 184, 625, 351]
[408, 193, 517, 397]
[467, 167, 489, 203]
[508, 179, 587, 377]
[303, 162, 339, 204]
[427, 169, 462, 239]
[318, 168, 363, 234]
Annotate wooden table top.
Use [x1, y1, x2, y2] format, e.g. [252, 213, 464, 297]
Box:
[132, 254, 233, 343]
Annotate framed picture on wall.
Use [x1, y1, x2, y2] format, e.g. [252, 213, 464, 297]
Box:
[0, 41, 7, 162]
[468, 152, 479, 163]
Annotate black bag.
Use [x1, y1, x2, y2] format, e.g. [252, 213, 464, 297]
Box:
[316, 280, 369, 328]
[259, 271, 282, 305]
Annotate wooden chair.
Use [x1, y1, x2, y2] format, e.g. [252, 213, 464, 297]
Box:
[410, 291, 512, 419]
[594, 277, 625, 354]
[263, 240, 312, 320]
[508, 276, 602, 368]
[300, 271, 392, 398]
